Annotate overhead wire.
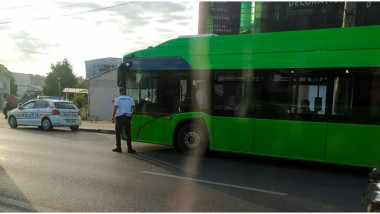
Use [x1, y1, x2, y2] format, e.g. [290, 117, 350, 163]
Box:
[0, 1, 134, 25]
[0, 1, 93, 10]
[1, 1, 135, 68]
[62, 2, 133, 17]
[0, 4, 33, 10]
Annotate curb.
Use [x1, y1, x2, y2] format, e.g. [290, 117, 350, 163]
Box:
[79, 128, 115, 134]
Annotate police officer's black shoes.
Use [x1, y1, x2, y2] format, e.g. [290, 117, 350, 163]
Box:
[112, 148, 122, 153]
[127, 149, 136, 154]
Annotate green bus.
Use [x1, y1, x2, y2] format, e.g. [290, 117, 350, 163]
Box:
[117, 25, 380, 168]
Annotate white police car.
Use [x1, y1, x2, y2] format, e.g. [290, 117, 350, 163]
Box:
[8, 99, 81, 131]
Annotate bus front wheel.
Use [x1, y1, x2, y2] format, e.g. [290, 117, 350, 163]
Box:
[176, 123, 208, 156]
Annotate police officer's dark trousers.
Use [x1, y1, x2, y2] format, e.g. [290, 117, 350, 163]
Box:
[3, 107, 8, 119]
[115, 115, 132, 150]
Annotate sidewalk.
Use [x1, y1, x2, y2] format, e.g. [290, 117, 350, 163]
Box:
[79, 120, 115, 134]
[0, 116, 115, 134]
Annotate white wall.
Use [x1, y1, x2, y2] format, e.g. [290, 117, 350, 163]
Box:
[12, 73, 33, 98]
[85, 58, 122, 79]
[88, 69, 119, 120]
[0, 74, 10, 96]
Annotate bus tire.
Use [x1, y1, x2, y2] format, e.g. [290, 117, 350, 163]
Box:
[176, 122, 208, 156]
[367, 203, 380, 212]
[41, 118, 53, 131]
[8, 116, 18, 128]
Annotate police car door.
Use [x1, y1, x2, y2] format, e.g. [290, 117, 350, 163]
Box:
[33, 100, 49, 125]
[18, 101, 37, 125]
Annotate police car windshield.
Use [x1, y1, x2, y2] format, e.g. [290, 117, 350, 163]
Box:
[54, 102, 76, 109]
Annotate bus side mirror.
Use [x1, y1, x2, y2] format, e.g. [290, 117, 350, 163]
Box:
[314, 97, 322, 112]
[117, 62, 135, 88]
[117, 63, 127, 87]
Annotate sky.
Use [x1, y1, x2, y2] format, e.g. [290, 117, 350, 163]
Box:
[0, 0, 199, 78]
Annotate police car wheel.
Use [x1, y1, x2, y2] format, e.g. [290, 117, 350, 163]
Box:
[8, 116, 18, 128]
[41, 118, 53, 131]
[70, 126, 79, 131]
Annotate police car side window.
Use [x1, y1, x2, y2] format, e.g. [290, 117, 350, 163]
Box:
[34, 101, 48, 109]
[23, 101, 36, 110]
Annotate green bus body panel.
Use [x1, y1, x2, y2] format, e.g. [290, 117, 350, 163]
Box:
[125, 26, 380, 69]
[122, 26, 380, 168]
[130, 112, 214, 146]
[184, 49, 380, 70]
[254, 119, 326, 161]
[130, 113, 380, 168]
[167, 112, 214, 146]
[212, 117, 254, 154]
[327, 123, 380, 167]
[131, 114, 166, 144]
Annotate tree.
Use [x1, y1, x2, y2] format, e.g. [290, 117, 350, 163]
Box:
[0, 64, 18, 96]
[77, 76, 88, 88]
[31, 74, 45, 88]
[9, 75, 17, 95]
[77, 76, 84, 85]
[43, 59, 78, 96]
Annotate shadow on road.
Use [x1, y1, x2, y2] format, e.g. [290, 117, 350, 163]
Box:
[12, 126, 73, 133]
[0, 165, 37, 212]
[127, 146, 370, 212]
[129, 147, 371, 176]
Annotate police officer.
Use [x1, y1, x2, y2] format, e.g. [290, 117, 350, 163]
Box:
[112, 87, 136, 153]
[2, 98, 8, 119]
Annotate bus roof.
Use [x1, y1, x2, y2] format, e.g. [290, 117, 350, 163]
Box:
[124, 25, 380, 70]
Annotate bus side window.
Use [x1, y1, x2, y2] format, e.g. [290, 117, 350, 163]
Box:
[252, 69, 328, 121]
[212, 70, 250, 117]
[331, 68, 380, 125]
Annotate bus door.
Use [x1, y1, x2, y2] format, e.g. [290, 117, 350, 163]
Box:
[252, 69, 328, 161]
[133, 73, 182, 145]
[326, 68, 380, 167]
[211, 70, 254, 154]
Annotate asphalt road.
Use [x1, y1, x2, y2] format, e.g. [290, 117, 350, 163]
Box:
[0, 118, 371, 212]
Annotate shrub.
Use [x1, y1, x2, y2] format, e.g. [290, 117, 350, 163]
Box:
[73, 94, 86, 109]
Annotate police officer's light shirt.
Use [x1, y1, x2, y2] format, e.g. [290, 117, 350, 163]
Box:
[114, 95, 135, 117]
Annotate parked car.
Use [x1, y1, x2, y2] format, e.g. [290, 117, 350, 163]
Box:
[363, 165, 380, 212]
[8, 99, 81, 131]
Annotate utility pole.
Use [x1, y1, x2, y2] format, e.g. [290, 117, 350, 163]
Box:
[58, 77, 61, 99]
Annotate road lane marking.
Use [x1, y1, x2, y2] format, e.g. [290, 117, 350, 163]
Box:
[141, 171, 288, 196]
[136, 154, 198, 174]
[0, 195, 58, 212]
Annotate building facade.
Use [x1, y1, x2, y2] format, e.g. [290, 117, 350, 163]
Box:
[85, 57, 122, 79]
[199, 2, 380, 35]
[199, 2, 255, 34]
[0, 70, 10, 103]
[88, 68, 119, 121]
[12, 72, 43, 102]
[254, 2, 380, 33]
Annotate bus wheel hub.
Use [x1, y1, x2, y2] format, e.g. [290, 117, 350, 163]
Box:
[184, 131, 201, 149]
